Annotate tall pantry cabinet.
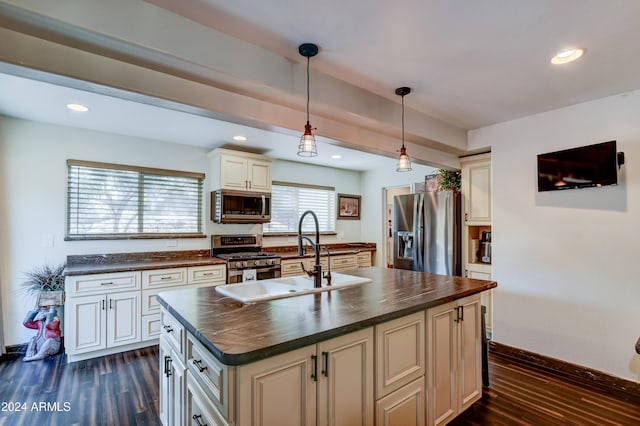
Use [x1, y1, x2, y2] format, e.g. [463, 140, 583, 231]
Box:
[460, 153, 493, 336]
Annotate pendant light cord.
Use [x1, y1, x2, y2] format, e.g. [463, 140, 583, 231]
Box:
[306, 55, 310, 123]
[401, 94, 405, 149]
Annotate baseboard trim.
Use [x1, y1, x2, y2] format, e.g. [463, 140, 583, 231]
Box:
[489, 341, 640, 403]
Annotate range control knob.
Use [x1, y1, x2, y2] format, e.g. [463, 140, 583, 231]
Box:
[242, 261, 249, 267]
[235, 262, 242, 268]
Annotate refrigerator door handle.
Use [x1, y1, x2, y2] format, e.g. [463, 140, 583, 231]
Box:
[415, 194, 424, 272]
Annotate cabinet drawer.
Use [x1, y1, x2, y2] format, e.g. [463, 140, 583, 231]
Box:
[188, 265, 225, 285]
[331, 255, 357, 270]
[357, 252, 372, 267]
[161, 308, 185, 359]
[187, 374, 230, 426]
[142, 268, 187, 289]
[65, 271, 140, 297]
[376, 311, 425, 398]
[187, 332, 234, 421]
[142, 313, 161, 341]
[281, 260, 305, 276]
[142, 289, 163, 315]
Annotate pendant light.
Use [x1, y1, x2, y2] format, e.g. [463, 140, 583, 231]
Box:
[395, 87, 412, 172]
[298, 43, 319, 157]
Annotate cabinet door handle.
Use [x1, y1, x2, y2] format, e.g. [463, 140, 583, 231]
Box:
[192, 359, 207, 373]
[311, 355, 318, 381]
[203, 272, 213, 276]
[321, 351, 329, 377]
[160, 276, 173, 280]
[101, 299, 105, 310]
[464, 212, 469, 221]
[100, 281, 114, 286]
[163, 325, 174, 333]
[245, 180, 248, 188]
[460, 305, 464, 322]
[109, 299, 113, 310]
[164, 356, 172, 378]
[192, 414, 207, 426]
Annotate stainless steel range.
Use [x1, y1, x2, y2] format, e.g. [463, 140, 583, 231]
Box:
[211, 234, 281, 284]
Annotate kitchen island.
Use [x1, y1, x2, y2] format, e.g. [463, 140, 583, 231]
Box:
[157, 267, 496, 426]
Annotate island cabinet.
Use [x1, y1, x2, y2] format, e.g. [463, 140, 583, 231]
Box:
[209, 148, 272, 192]
[375, 311, 426, 426]
[426, 294, 482, 426]
[236, 327, 374, 426]
[159, 307, 187, 426]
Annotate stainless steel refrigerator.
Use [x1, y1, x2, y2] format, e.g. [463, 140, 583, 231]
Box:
[393, 191, 461, 275]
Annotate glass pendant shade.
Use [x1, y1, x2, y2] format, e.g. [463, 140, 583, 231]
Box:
[396, 145, 412, 172]
[298, 122, 318, 157]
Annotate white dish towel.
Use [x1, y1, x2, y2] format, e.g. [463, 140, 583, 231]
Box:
[242, 269, 257, 282]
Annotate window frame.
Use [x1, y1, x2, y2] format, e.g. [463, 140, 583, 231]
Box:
[263, 181, 337, 236]
[65, 159, 205, 241]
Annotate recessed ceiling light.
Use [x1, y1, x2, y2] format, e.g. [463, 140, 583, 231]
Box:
[331, 154, 342, 159]
[551, 48, 585, 65]
[67, 103, 89, 112]
[66, 103, 89, 112]
[233, 135, 247, 141]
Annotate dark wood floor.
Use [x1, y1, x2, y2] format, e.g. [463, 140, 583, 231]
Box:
[0, 346, 638, 425]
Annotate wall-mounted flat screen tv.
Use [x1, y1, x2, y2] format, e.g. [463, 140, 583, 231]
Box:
[537, 141, 618, 192]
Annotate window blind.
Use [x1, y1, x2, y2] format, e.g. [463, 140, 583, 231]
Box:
[264, 182, 336, 234]
[66, 160, 204, 238]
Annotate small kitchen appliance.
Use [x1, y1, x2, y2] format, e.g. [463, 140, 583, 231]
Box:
[480, 230, 491, 264]
[211, 234, 281, 283]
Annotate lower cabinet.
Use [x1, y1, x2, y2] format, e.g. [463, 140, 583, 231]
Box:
[426, 294, 482, 426]
[376, 377, 425, 426]
[160, 294, 486, 426]
[160, 336, 186, 426]
[66, 290, 141, 355]
[280, 251, 374, 277]
[236, 327, 374, 426]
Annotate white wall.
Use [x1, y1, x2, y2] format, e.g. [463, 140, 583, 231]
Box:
[469, 90, 640, 381]
[0, 117, 213, 346]
[0, 117, 369, 347]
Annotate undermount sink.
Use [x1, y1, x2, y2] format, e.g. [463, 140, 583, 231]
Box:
[215, 272, 372, 304]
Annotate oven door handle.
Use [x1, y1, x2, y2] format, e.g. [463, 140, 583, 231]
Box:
[228, 265, 281, 276]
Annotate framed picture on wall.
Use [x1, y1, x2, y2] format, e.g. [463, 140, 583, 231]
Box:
[337, 193, 361, 220]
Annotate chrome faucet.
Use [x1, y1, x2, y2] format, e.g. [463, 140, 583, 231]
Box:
[297, 210, 324, 288]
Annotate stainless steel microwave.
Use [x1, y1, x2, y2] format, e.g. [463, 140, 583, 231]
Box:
[212, 190, 271, 223]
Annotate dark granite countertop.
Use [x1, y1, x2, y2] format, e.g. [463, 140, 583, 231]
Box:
[64, 250, 225, 276]
[157, 266, 496, 366]
[269, 242, 376, 260]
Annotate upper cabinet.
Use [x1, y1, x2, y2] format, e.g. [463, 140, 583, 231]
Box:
[209, 148, 272, 192]
[460, 153, 491, 225]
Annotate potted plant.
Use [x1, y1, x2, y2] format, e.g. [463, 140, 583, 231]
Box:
[21, 263, 65, 361]
[438, 168, 461, 192]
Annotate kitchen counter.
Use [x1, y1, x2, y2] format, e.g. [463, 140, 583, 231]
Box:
[157, 266, 496, 365]
[64, 249, 225, 276]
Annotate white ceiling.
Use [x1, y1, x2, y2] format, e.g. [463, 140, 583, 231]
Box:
[151, 0, 640, 129]
[2, 0, 640, 171]
[0, 72, 398, 172]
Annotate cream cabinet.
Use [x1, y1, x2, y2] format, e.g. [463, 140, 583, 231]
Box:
[426, 294, 482, 426]
[236, 327, 374, 426]
[209, 148, 272, 192]
[160, 334, 186, 426]
[375, 311, 426, 425]
[65, 271, 142, 361]
[280, 252, 373, 277]
[357, 251, 373, 267]
[66, 265, 225, 362]
[460, 153, 491, 225]
[376, 377, 425, 426]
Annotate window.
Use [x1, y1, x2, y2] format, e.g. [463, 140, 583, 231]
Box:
[264, 182, 336, 234]
[66, 160, 204, 239]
